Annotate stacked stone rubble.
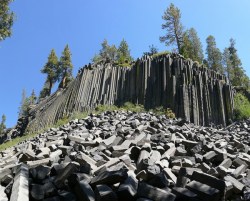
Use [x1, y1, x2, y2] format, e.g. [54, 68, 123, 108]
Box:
[27, 53, 234, 132]
[1, 111, 250, 201]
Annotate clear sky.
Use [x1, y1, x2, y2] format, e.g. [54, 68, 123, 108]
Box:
[1, 0, 250, 127]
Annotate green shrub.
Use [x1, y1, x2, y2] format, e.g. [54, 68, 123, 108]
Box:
[152, 106, 165, 115]
[166, 108, 175, 118]
[121, 102, 145, 113]
[55, 116, 69, 127]
[95, 105, 119, 112]
[69, 111, 88, 121]
[234, 92, 250, 120]
[152, 51, 170, 58]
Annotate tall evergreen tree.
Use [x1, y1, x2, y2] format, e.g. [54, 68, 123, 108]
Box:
[205, 35, 223, 73]
[160, 3, 184, 53]
[0, 114, 6, 135]
[143, 45, 159, 56]
[92, 39, 118, 64]
[226, 38, 249, 88]
[149, 45, 158, 55]
[30, 89, 37, 105]
[117, 39, 132, 64]
[41, 49, 59, 95]
[39, 79, 50, 100]
[222, 48, 232, 80]
[18, 89, 31, 117]
[0, 0, 14, 41]
[180, 28, 204, 63]
[58, 45, 73, 89]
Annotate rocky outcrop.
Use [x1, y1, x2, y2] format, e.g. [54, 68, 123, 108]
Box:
[0, 111, 249, 201]
[27, 53, 234, 132]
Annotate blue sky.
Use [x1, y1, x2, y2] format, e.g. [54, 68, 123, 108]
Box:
[1, 0, 250, 127]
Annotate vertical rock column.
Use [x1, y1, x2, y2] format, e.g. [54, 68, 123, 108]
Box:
[10, 164, 29, 201]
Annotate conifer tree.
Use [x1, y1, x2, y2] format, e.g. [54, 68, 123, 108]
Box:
[19, 90, 38, 116]
[39, 79, 50, 100]
[180, 28, 204, 63]
[222, 48, 232, 80]
[225, 38, 249, 88]
[143, 45, 158, 56]
[0, 114, 6, 134]
[205, 35, 223, 73]
[149, 45, 158, 55]
[160, 3, 184, 53]
[93, 39, 118, 64]
[30, 89, 37, 105]
[18, 89, 30, 117]
[0, 0, 14, 41]
[58, 45, 73, 88]
[117, 39, 132, 64]
[41, 49, 59, 95]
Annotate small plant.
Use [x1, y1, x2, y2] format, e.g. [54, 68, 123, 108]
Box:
[95, 105, 119, 112]
[122, 102, 145, 113]
[152, 51, 170, 58]
[166, 108, 175, 118]
[153, 106, 165, 115]
[55, 115, 69, 127]
[234, 92, 250, 120]
[70, 111, 88, 120]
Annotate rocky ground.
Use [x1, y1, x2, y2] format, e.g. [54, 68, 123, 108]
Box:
[0, 110, 250, 201]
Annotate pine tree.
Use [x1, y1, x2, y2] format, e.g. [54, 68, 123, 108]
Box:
[205, 35, 223, 73]
[0, 114, 6, 135]
[143, 45, 159, 56]
[92, 39, 118, 64]
[39, 79, 50, 100]
[160, 3, 184, 53]
[226, 38, 249, 88]
[117, 39, 132, 64]
[19, 90, 38, 117]
[222, 48, 232, 80]
[99, 39, 117, 62]
[58, 45, 73, 89]
[149, 45, 158, 55]
[41, 49, 59, 95]
[180, 28, 204, 63]
[0, 0, 14, 41]
[18, 89, 30, 117]
[30, 89, 37, 105]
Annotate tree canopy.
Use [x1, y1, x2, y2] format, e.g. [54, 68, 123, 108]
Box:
[205, 35, 223, 73]
[0, 114, 6, 135]
[223, 39, 249, 88]
[0, 0, 14, 42]
[92, 39, 133, 66]
[160, 3, 184, 53]
[19, 89, 36, 117]
[41, 49, 59, 96]
[180, 28, 204, 63]
[58, 45, 73, 89]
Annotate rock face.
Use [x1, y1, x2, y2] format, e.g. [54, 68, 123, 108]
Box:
[26, 53, 234, 133]
[0, 111, 249, 201]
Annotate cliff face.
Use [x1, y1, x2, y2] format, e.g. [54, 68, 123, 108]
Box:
[27, 53, 234, 132]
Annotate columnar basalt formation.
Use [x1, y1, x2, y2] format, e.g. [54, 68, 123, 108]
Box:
[27, 53, 234, 132]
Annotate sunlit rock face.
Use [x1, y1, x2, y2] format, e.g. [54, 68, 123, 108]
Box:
[27, 53, 234, 133]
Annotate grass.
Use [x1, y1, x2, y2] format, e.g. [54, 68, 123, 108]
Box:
[234, 92, 250, 120]
[0, 130, 42, 151]
[0, 102, 175, 151]
[152, 51, 171, 58]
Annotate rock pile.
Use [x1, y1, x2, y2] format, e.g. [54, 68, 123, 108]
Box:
[0, 111, 250, 201]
